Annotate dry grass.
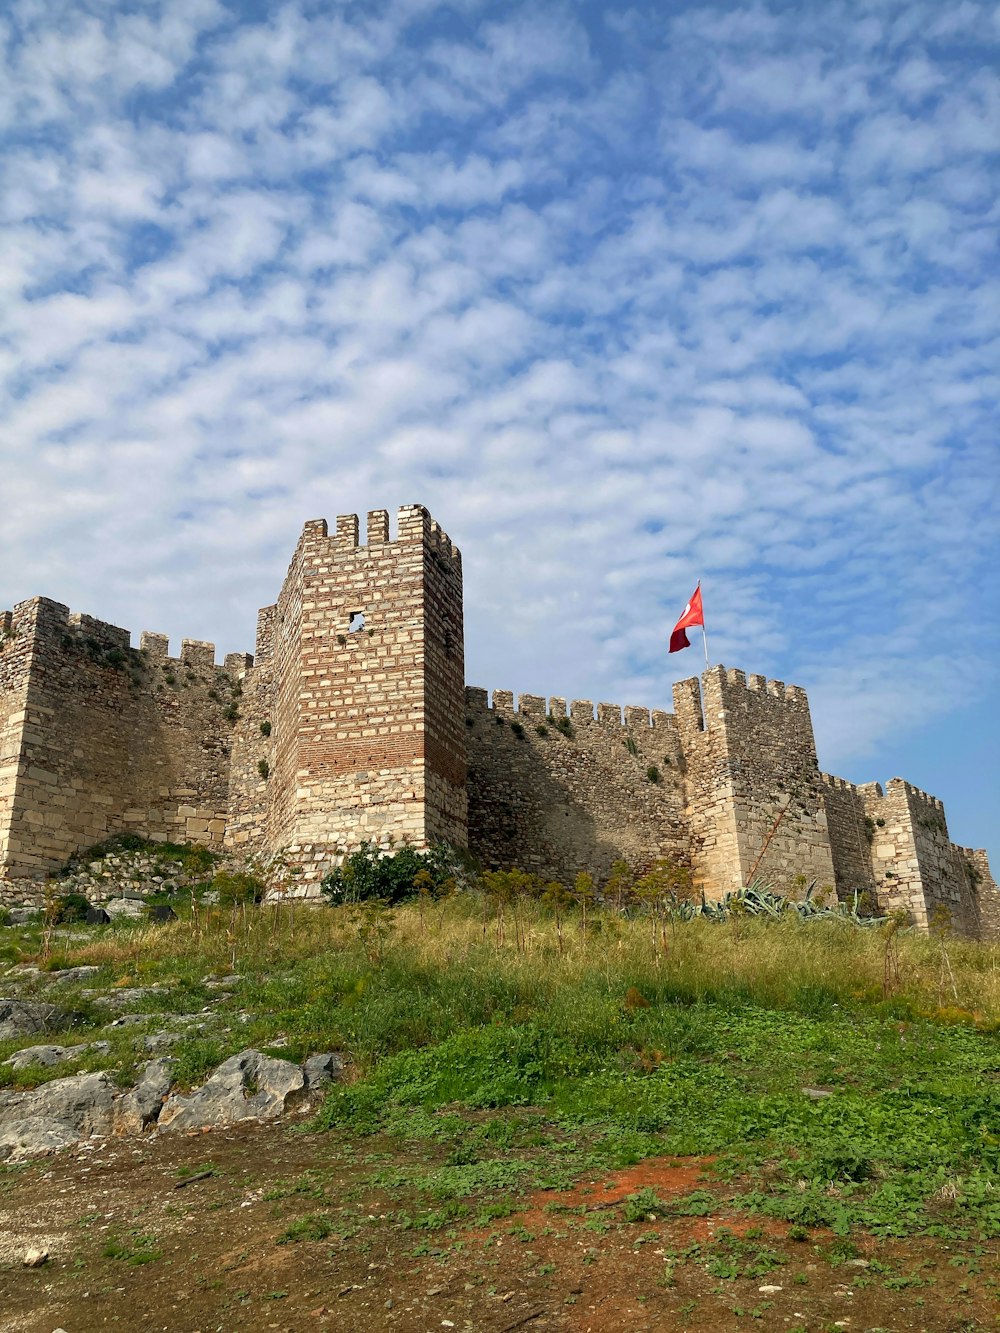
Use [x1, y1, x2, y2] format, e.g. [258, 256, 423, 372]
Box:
[54, 894, 1000, 1029]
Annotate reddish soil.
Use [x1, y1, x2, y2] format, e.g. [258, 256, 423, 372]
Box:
[0, 1120, 995, 1332]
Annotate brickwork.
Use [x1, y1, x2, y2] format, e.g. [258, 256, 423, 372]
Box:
[224, 507, 467, 885]
[465, 688, 688, 884]
[1, 504, 996, 937]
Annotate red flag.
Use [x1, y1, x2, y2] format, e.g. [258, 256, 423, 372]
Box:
[669, 584, 704, 654]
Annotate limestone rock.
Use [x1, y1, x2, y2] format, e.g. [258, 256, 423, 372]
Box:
[113, 1059, 174, 1135]
[104, 897, 145, 920]
[7, 908, 40, 926]
[158, 1049, 306, 1133]
[50, 965, 101, 984]
[0, 1071, 116, 1162]
[303, 1052, 345, 1092]
[23, 1247, 49, 1267]
[0, 999, 84, 1041]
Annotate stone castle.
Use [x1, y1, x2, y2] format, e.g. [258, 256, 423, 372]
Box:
[1, 506, 996, 937]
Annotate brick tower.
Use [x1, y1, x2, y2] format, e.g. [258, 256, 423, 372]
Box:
[226, 506, 467, 880]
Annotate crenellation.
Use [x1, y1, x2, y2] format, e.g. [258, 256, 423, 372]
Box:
[140, 631, 170, 662]
[335, 513, 359, 548]
[367, 509, 390, 544]
[1, 503, 995, 937]
[67, 611, 131, 652]
[181, 639, 216, 670]
[224, 652, 253, 677]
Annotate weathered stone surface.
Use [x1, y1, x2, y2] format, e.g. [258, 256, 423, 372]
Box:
[157, 1049, 306, 1133]
[0, 999, 84, 1041]
[104, 897, 145, 920]
[303, 1052, 345, 1092]
[23, 1247, 49, 1267]
[113, 1059, 174, 1135]
[50, 965, 100, 983]
[5, 1040, 110, 1070]
[0, 1071, 116, 1161]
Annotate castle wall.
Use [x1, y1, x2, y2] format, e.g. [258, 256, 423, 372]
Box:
[674, 667, 837, 898]
[862, 779, 991, 935]
[465, 688, 688, 885]
[225, 508, 467, 885]
[819, 774, 878, 899]
[0, 598, 238, 896]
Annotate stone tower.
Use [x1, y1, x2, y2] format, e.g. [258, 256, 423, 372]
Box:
[673, 666, 837, 897]
[225, 506, 467, 879]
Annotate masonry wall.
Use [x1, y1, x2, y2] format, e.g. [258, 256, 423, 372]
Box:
[0, 598, 239, 896]
[225, 507, 467, 885]
[819, 774, 879, 899]
[465, 688, 688, 885]
[674, 667, 837, 898]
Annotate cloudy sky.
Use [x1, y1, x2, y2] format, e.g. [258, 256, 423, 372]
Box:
[2, 0, 998, 864]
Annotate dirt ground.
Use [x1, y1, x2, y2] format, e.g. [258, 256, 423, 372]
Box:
[1, 1117, 996, 1333]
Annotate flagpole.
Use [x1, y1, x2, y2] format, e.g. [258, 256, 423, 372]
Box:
[700, 580, 710, 666]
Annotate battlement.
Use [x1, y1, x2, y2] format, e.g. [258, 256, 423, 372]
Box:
[886, 777, 946, 813]
[137, 631, 227, 671]
[299, 506, 461, 564]
[464, 686, 677, 732]
[820, 772, 860, 794]
[710, 664, 808, 706]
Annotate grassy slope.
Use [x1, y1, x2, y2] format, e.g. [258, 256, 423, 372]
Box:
[2, 897, 999, 1242]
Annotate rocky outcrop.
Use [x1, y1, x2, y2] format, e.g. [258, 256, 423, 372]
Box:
[0, 1071, 116, 1161]
[0, 1047, 343, 1161]
[157, 1049, 307, 1133]
[112, 1059, 174, 1135]
[0, 999, 85, 1041]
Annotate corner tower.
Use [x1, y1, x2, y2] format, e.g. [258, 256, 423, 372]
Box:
[228, 506, 466, 880]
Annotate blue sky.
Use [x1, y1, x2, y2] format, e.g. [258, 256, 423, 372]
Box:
[1, 0, 997, 867]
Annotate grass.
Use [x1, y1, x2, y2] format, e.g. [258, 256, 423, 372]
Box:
[2, 893, 999, 1242]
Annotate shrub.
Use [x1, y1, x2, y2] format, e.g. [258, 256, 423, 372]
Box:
[260, 720, 272, 737]
[258, 759, 270, 780]
[510, 721, 525, 739]
[647, 765, 662, 784]
[47, 891, 91, 924]
[321, 842, 459, 907]
[212, 870, 266, 906]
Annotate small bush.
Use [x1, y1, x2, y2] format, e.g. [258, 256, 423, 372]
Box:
[625, 736, 639, 756]
[212, 871, 266, 906]
[646, 765, 662, 784]
[258, 759, 270, 780]
[260, 720, 272, 737]
[223, 702, 240, 722]
[47, 891, 91, 924]
[321, 842, 459, 907]
[510, 721, 525, 739]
